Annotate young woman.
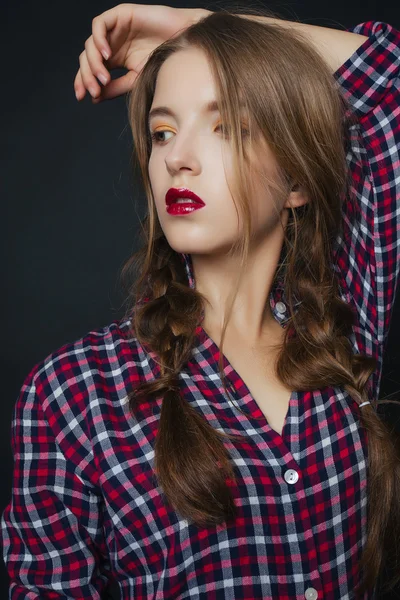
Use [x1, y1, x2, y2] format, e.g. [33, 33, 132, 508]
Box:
[2, 4, 400, 599]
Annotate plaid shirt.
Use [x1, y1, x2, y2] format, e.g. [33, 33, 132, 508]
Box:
[2, 20, 400, 600]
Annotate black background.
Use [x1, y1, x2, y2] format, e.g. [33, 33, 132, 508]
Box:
[2, 1, 400, 598]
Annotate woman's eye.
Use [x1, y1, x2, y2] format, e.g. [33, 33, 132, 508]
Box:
[150, 130, 173, 144]
[216, 124, 249, 137]
[149, 124, 249, 144]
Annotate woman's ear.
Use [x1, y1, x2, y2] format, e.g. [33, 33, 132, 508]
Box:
[283, 183, 309, 209]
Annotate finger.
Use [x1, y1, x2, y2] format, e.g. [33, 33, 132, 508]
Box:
[84, 36, 110, 87]
[74, 69, 87, 101]
[91, 9, 121, 60]
[78, 50, 101, 98]
[92, 70, 138, 103]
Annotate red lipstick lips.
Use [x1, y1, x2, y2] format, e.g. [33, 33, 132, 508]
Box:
[165, 188, 206, 215]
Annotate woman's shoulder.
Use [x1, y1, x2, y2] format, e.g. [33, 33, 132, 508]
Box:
[37, 316, 137, 366]
[26, 315, 153, 408]
[12, 317, 156, 496]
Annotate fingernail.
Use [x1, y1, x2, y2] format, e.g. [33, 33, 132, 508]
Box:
[98, 73, 108, 85]
[89, 86, 97, 97]
[102, 49, 110, 60]
[75, 89, 80, 101]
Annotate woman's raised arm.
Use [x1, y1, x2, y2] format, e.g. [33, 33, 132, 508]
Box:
[74, 3, 368, 104]
[242, 14, 368, 73]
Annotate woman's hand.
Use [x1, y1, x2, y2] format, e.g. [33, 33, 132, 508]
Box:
[74, 3, 211, 104]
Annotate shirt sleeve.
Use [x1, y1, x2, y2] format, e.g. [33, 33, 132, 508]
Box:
[0, 366, 112, 599]
[332, 21, 400, 350]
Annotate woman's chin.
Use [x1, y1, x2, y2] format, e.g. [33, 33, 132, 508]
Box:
[163, 236, 211, 255]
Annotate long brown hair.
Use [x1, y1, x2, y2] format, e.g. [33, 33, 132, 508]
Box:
[120, 6, 400, 597]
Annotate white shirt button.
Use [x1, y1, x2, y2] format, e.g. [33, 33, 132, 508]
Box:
[276, 301, 287, 314]
[284, 469, 299, 484]
[304, 587, 318, 600]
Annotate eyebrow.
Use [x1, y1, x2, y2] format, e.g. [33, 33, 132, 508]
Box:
[147, 99, 246, 126]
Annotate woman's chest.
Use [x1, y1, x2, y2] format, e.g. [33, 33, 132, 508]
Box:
[222, 338, 292, 437]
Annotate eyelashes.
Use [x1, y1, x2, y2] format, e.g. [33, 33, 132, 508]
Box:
[149, 129, 172, 144]
[149, 123, 249, 145]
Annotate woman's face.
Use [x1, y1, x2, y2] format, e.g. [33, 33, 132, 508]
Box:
[148, 47, 291, 256]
